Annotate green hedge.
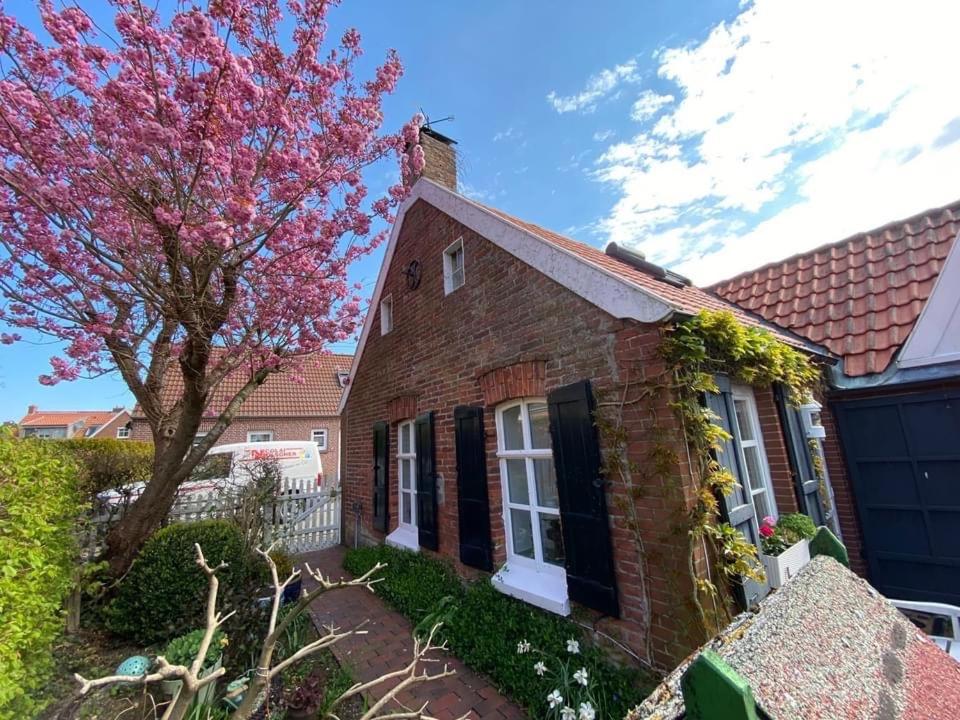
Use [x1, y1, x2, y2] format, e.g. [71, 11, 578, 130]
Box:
[343, 545, 653, 717]
[57, 438, 153, 496]
[0, 434, 82, 719]
[104, 520, 262, 644]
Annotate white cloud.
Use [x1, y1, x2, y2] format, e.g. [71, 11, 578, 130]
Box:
[593, 129, 615, 142]
[547, 59, 641, 114]
[630, 90, 675, 121]
[493, 127, 520, 142]
[588, 0, 960, 284]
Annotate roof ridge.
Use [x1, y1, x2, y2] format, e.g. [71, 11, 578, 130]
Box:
[708, 198, 960, 289]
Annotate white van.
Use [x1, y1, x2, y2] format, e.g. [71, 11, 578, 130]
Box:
[99, 440, 326, 507]
[187, 440, 325, 494]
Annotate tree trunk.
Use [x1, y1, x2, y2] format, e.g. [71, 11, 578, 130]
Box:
[103, 455, 187, 575]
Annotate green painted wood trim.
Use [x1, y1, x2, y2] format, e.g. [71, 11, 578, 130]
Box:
[809, 526, 849, 567]
[681, 650, 759, 720]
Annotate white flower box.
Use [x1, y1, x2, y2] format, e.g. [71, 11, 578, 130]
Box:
[761, 538, 810, 588]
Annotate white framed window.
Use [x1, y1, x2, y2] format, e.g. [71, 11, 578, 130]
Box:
[247, 430, 273, 443]
[380, 294, 393, 335]
[116, 426, 131, 439]
[496, 399, 564, 573]
[730, 386, 778, 531]
[192, 431, 208, 447]
[311, 428, 328, 451]
[397, 421, 417, 529]
[336, 372, 349, 388]
[443, 237, 465, 294]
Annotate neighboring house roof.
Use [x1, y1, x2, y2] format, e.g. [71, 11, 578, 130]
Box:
[19, 408, 128, 438]
[710, 201, 960, 377]
[632, 555, 960, 719]
[131, 353, 351, 419]
[339, 179, 828, 413]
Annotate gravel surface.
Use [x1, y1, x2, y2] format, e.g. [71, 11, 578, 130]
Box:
[629, 556, 960, 719]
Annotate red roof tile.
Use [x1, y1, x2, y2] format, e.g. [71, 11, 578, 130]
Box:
[710, 201, 960, 376]
[20, 410, 118, 428]
[479, 204, 820, 351]
[132, 353, 351, 419]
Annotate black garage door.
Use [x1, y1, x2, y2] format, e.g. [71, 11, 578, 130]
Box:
[833, 388, 960, 604]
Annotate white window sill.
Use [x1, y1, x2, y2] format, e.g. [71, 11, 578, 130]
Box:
[491, 562, 570, 616]
[385, 526, 419, 552]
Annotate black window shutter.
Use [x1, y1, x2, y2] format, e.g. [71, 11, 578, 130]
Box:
[415, 411, 439, 551]
[454, 406, 493, 571]
[372, 421, 389, 533]
[773, 384, 826, 526]
[704, 376, 770, 607]
[547, 380, 620, 618]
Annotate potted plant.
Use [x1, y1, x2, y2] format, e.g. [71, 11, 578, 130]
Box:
[161, 628, 228, 704]
[758, 513, 817, 587]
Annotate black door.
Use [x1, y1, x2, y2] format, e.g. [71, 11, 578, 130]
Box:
[833, 388, 960, 604]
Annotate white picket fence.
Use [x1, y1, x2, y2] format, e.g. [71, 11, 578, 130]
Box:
[86, 483, 341, 556]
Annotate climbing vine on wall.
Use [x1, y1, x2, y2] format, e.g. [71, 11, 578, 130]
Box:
[594, 310, 821, 641]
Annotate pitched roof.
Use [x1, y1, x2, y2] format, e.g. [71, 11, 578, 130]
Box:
[20, 410, 118, 428]
[339, 180, 828, 413]
[632, 556, 960, 719]
[710, 201, 960, 377]
[481, 204, 820, 350]
[133, 353, 351, 419]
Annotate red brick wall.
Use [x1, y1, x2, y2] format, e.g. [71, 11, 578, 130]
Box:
[342, 200, 709, 667]
[819, 402, 866, 575]
[754, 386, 800, 516]
[130, 415, 342, 483]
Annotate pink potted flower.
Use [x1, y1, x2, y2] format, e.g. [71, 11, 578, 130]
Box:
[758, 513, 816, 587]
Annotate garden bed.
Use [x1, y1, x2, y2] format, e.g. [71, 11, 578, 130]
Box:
[343, 544, 659, 719]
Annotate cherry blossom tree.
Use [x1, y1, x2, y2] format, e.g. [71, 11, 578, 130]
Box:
[0, 0, 424, 572]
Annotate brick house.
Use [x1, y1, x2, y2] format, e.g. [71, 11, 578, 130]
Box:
[130, 354, 351, 484]
[712, 201, 960, 606]
[19, 405, 131, 439]
[338, 128, 835, 668]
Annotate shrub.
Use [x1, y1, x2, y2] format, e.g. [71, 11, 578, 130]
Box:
[0, 433, 82, 719]
[163, 628, 228, 667]
[57, 438, 153, 496]
[343, 544, 464, 624]
[343, 546, 652, 717]
[104, 520, 260, 644]
[776, 512, 817, 542]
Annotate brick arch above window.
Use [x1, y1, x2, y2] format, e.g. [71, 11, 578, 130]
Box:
[387, 394, 419, 424]
[478, 361, 546, 406]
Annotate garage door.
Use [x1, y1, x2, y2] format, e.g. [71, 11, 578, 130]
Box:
[833, 388, 960, 604]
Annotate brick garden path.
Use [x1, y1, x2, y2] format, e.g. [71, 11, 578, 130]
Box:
[297, 546, 527, 720]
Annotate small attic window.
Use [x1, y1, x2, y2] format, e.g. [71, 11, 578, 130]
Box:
[337, 371, 349, 388]
[443, 237, 465, 294]
[380, 294, 394, 335]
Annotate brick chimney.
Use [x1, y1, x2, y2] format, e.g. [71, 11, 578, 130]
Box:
[112, 405, 126, 413]
[408, 126, 458, 191]
[27, 404, 37, 415]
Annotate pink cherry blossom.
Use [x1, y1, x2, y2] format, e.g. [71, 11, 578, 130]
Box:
[0, 0, 423, 571]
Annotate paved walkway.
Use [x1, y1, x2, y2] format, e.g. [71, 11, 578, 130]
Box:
[298, 546, 527, 720]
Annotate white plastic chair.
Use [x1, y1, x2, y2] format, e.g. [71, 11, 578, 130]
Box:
[890, 598, 960, 661]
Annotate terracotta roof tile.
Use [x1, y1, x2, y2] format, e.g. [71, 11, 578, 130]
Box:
[711, 200, 960, 376]
[20, 410, 117, 427]
[132, 353, 351, 419]
[477, 204, 820, 352]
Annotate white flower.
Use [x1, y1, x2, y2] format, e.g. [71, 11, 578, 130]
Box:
[579, 701, 596, 720]
[566, 638, 581, 655]
[561, 707, 576, 720]
[534, 661, 547, 676]
[516, 640, 531, 654]
[573, 667, 589, 686]
[547, 690, 563, 709]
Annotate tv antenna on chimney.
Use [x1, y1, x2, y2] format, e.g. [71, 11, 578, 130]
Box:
[420, 108, 455, 132]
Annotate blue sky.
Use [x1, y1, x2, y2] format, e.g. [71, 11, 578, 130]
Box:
[3, 0, 959, 420]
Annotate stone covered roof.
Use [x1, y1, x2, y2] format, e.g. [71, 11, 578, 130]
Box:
[631, 556, 960, 720]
